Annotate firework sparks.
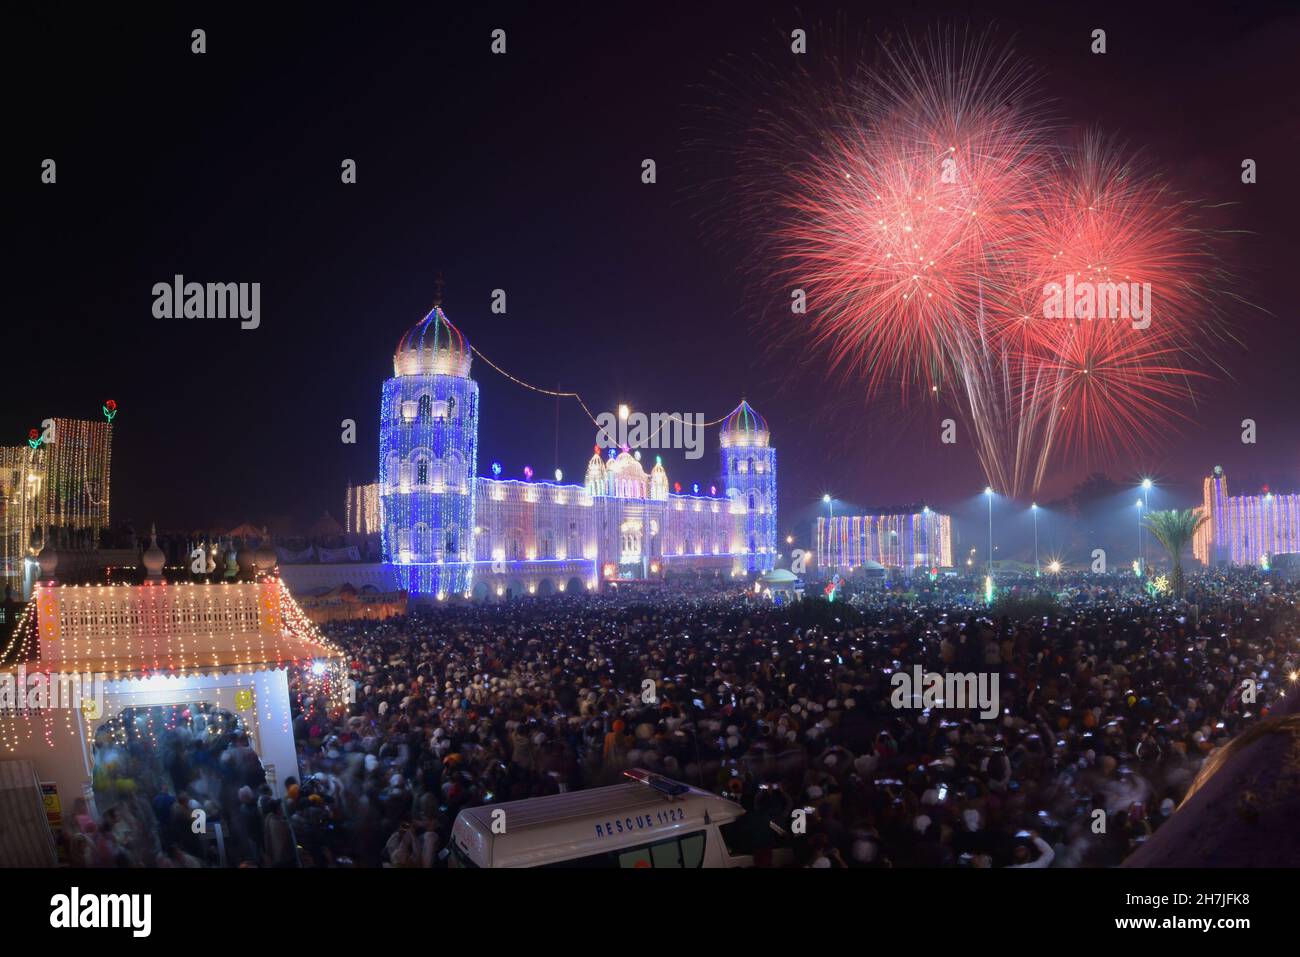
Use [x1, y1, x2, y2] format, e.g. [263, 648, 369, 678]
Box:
[728, 29, 1226, 497]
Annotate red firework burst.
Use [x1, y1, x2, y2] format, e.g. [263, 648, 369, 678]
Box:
[1008, 135, 1221, 465]
[774, 32, 1051, 397]
[741, 31, 1226, 495]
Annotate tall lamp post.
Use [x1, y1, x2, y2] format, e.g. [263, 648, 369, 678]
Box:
[1031, 502, 1040, 577]
[822, 494, 834, 571]
[984, 487, 994, 576]
[1135, 499, 1144, 577]
[1139, 478, 1153, 575]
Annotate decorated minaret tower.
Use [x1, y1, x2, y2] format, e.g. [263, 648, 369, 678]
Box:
[379, 288, 479, 599]
[720, 399, 777, 573]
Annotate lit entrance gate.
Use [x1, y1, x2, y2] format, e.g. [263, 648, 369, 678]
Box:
[0, 579, 346, 833]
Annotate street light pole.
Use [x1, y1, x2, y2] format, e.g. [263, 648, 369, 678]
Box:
[984, 487, 994, 576]
[1136, 499, 1144, 577]
[822, 494, 834, 571]
[1032, 503, 1040, 577]
[1140, 479, 1153, 575]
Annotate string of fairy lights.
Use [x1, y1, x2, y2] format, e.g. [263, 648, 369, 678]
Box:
[0, 576, 347, 752]
[467, 342, 737, 448]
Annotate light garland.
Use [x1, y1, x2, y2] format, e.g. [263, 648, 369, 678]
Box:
[345, 481, 382, 535]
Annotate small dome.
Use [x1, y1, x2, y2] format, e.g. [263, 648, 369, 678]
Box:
[608, 451, 649, 499]
[720, 400, 770, 448]
[394, 304, 471, 377]
[143, 523, 166, 578]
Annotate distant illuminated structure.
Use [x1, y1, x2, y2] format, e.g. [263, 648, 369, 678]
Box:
[1194, 466, 1300, 566]
[1, 418, 112, 590]
[816, 507, 953, 574]
[373, 299, 777, 600]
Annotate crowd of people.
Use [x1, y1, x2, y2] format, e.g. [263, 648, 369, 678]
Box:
[70, 704, 291, 867]
[65, 568, 1298, 868]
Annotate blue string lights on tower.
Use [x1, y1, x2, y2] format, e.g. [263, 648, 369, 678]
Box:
[378, 288, 479, 598]
[368, 292, 780, 601]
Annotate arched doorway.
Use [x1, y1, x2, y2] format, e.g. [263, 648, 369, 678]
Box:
[566, 576, 585, 594]
[471, 580, 490, 601]
[90, 703, 263, 866]
[536, 578, 555, 596]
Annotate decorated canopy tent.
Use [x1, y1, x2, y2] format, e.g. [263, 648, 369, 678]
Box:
[0, 577, 347, 830]
[758, 568, 801, 600]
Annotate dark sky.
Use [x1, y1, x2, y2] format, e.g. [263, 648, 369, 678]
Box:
[8, 1, 1299, 554]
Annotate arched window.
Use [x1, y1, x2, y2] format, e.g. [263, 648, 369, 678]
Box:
[417, 394, 432, 418]
[416, 459, 429, 485]
[447, 395, 457, 419]
[731, 459, 738, 474]
[748, 492, 756, 510]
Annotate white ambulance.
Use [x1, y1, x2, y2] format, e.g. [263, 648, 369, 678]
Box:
[448, 769, 755, 868]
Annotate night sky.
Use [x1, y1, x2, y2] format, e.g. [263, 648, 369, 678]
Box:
[8, 2, 1299, 553]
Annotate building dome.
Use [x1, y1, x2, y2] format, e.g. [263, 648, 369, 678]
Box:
[720, 399, 769, 448]
[649, 455, 669, 500]
[608, 451, 649, 499]
[584, 446, 608, 496]
[394, 303, 472, 377]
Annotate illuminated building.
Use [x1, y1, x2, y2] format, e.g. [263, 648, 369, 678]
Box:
[816, 508, 953, 574]
[1194, 466, 1300, 566]
[1, 418, 112, 591]
[0, 446, 46, 590]
[368, 301, 777, 601]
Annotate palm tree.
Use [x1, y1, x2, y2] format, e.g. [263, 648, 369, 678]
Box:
[1142, 508, 1208, 599]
